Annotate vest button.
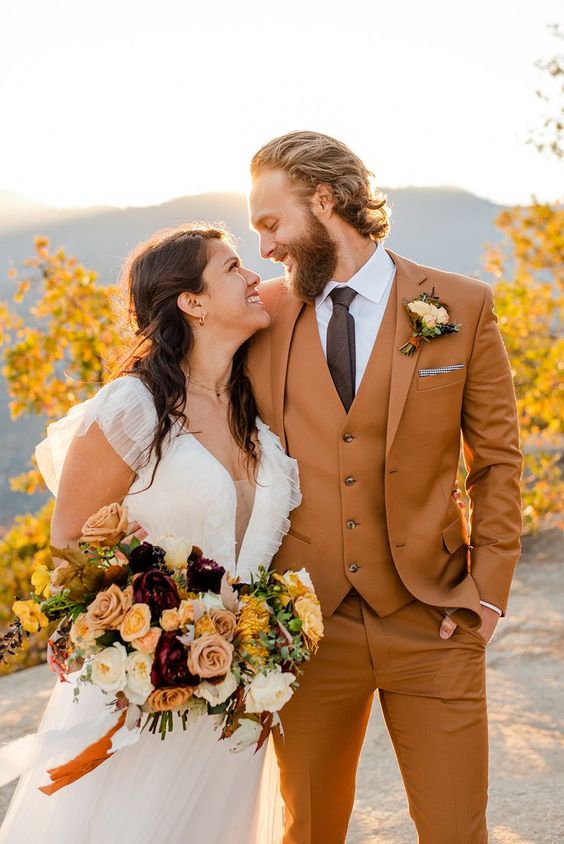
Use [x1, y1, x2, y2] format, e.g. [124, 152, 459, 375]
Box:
[346, 519, 357, 530]
[343, 433, 353, 443]
[349, 563, 360, 573]
[344, 476, 356, 486]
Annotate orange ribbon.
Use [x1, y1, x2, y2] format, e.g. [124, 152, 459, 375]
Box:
[39, 710, 126, 796]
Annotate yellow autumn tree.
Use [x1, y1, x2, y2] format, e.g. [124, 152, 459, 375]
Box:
[485, 26, 563, 530]
[0, 238, 127, 673]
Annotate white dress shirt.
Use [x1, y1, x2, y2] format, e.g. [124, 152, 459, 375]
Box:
[314, 244, 502, 617]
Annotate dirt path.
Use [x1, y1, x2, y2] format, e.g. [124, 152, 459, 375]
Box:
[1, 529, 562, 842]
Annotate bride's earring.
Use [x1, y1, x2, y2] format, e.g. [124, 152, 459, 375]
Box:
[199, 315, 206, 327]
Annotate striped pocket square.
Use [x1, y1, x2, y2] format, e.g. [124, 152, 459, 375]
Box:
[418, 364, 465, 378]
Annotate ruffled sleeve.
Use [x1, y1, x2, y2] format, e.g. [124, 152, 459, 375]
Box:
[35, 376, 158, 496]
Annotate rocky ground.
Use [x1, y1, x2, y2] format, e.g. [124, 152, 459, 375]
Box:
[1, 527, 562, 842]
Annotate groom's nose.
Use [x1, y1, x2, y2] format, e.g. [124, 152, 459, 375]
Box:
[259, 233, 276, 261]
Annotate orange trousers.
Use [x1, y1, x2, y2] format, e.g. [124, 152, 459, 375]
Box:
[274, 594, 488, 844]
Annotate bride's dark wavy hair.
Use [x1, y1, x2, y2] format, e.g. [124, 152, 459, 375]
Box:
[119, 224, 258, 485]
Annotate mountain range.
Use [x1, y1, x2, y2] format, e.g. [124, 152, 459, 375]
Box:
[0, 186, 505, 524]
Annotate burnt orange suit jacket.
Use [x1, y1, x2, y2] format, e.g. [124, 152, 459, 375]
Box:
[246, 248, 523, 622]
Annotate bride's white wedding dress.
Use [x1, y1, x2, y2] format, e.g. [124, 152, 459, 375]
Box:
[0, 375, 300, 844]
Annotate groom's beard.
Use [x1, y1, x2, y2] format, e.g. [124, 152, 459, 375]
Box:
[280, 213, 338, 303]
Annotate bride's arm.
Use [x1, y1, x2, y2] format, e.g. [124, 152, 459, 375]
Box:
[51, 422, 136, 554]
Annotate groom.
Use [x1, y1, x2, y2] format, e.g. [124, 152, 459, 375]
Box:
[246, 131, 522, 843]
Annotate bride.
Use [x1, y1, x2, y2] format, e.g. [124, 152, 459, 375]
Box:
[0, 225, 300, 843]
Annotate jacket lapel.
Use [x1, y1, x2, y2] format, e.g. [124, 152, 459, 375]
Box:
[270, 287, 304, 450]
[385, 249, 428, 455]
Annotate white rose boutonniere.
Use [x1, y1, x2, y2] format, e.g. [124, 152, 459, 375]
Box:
[400, 288, 461, 356]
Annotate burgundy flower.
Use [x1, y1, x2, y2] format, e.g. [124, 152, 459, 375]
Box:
[186, 557, 226, 594]
[128, 542, 166, 574]
[150, 631, 199, 688]
[133, 569, 180, 619]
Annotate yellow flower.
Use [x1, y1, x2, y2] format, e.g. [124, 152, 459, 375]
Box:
[194, 614, 216, 638]
[236, 596, 270, 639]
[31, 562, 52, 598]
[294, 593, 324, 652]
[236, 596, 271, 664]
[12, 599, 49, 634]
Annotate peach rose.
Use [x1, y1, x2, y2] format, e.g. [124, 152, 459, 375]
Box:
[160, 608, 181, 631]
[120, 603, 151, 642]
[294, 593, 324, 651]
[422, 313, 438, 328]
[188, 633, 233, 679]
[70, 613, 97, 650]
[131, 626, 162, 654]
[210, 608, 237, 642]
[80, 502, 129, 547]
[178, 600, 195, 627]
[86, 583, 133, 631]
[147, 686, 194, 712]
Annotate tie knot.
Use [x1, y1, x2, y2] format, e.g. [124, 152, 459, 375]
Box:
[330, 286, 358, 310]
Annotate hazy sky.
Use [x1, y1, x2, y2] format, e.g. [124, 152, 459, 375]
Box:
[0, 0, 561, 208]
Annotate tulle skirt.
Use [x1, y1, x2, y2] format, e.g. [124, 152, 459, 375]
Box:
[0, 676, 283, 843]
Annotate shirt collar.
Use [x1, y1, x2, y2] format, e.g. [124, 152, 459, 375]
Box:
[315, 243, 396, 310]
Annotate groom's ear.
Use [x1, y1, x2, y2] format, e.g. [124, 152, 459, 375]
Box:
[312, 183, 335, 219]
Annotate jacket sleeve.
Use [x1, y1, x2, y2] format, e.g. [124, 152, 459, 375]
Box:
[461, 282, 523, 615]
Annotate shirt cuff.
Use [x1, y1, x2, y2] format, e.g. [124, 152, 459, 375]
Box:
[480, 600, 502, 616]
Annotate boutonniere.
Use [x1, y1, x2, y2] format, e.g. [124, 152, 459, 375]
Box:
[399, 287, 461, 356]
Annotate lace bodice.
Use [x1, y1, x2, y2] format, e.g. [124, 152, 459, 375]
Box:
[35, 375, 301, 584]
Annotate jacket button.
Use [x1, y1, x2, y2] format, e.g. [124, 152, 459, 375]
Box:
[346, 519, 357, 529]
[343, 433, 353, 443]
[344, 476, 356, 486]
[349, 563, 360, 573]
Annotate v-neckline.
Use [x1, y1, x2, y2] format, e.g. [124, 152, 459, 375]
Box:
[184, 431, 261, 566]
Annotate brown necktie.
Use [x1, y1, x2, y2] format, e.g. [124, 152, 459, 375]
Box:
[327, 286, 358, 411]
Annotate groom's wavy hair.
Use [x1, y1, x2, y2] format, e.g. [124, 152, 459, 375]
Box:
[119, 225, 258, 486]
[250, 130, 391, 242]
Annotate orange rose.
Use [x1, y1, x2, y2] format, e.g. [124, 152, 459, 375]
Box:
[131, 626, 162, 654]
[80, 503, 129, 547]
[160, 608, 180, 631]
[120, 603, 151, 642]
[86, 583, 133, 631]
[178, 600, 195, 627]
[188, 634, 233, 679]
[210, 608, 237, 642]
[147, 686, 194, 712]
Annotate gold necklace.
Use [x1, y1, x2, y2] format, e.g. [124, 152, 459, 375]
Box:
[188, 375, 230, 398]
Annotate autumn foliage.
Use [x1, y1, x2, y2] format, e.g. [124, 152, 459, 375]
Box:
[0, 240, 128, 673]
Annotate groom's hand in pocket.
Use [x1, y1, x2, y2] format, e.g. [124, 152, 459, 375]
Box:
[439, 605, 500, 644]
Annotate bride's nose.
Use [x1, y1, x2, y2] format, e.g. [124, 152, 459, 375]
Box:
[244, 268, 261, 288]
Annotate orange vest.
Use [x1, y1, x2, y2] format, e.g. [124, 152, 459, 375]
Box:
[273, 282, 413, 616]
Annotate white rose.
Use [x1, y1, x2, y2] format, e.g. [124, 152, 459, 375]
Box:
[407, 300, 432, 317]
[435, 306, 449, 325]
[183, 697, 208, 727]
[91, 642, 127, 693]
[292, 568, 314, 591]
[124, 651, 154, 704]
[201, 592, 225, 611]
[155, 534, 193, 571]
[227, 718, 262, 753]
[195, 672, 238, 706]
[245, 667, 296, 714]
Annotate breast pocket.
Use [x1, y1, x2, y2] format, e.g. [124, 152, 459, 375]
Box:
[417, 363, 466, 391]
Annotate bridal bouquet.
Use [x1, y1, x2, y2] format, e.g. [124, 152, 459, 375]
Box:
[1, 503, 323, 793]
